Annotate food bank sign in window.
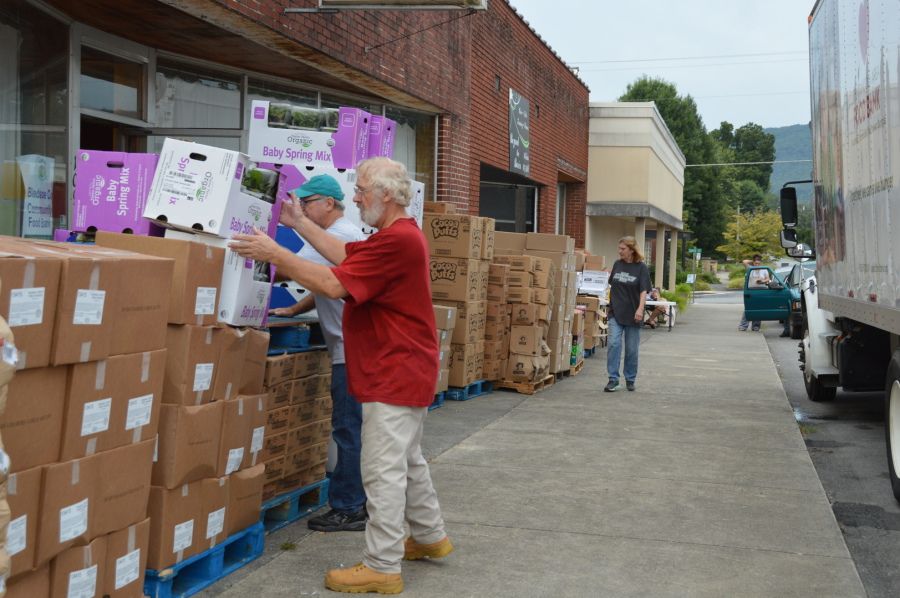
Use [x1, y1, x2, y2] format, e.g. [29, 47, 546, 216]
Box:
[509, 89, 530, 177]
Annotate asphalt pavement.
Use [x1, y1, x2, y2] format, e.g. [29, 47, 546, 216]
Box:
[201, 298, 865, 597]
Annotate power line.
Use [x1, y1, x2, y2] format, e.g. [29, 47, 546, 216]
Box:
[686, 160, 812, 168]
[580, 57, 807, 73]
[570, 50, 807, 65]
[622, 91, 808, 102]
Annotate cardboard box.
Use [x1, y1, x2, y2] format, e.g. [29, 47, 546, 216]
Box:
[524, 249, 569, 272]
[291, 374, 329, 404]
[437, 347, 452, 370]
[509, 326, 543, 357]
[72, 150, 159, 235]
[493, 255, 533, 272]
[163, 325, 222, 406]
[486, 284, 507, 304]
[263, 456, 285, 484]
[448, 341, 484, 388]
[585, 254, 606, 270]
[37, 455, 101, 565]
[264, 354, 295, 387]
[247, 101, 370, 169]
[424, 215, 483, 259]
[286, 419, 331, 454]
[165, 229, 273, 327]
[265, 380, 293, 411]
[532, 265, 554, 289]
[49, 534, 107, 598]
[71, 244, 173, 356]
[532, 287, 552, 306]
[367, 114, 397, 159]
[435, 368, 449, 394]
[525, 233, 575, 254]
[577, 295, 602, 312]
[153, 402, 224, 489]
[293, 350, 323, 379]
[240, 328, 270, 395]
[147, 481, 203, 569]
[485, 301, 509, 323]
[483, 340, 506, 362]
[436, 329, 452, 351]
[226, 464, 265, 537]
[507, 287, 532, 304]
[61, 349, 164, 461]
[423, 201, 456, 215]
[505, 353, 550, 383]
[217, 395, 267, 477]
[507, 270, 533, 288]
[6, 465, 42, 576]
[102, 518, 150, 598]
[432, 304, 457, 331]
[0, 244, 61, 369]
[1, 366, 66, 472]
[284, 441, 328, 477]
[510, 303, 547, 327]
[95, 231, 225, 326]
[266, 406, 290, 436]
[144, 138, 275, 238]
[433, 300, 485, 345]
[493, 231, 526, 251]
[429, 257, 481, 302]
[261, 432, 287, 462]
[574, 250, 587, 271]
[199, 477, 229, 551]
[212, 327, 249, 401]
[6, 564, 49, 598]
[483, 319, 506, 342]
[481, 217, 495, 261]
[262, 481, 280, 502]
[482, 358, 503, 381]
[95, 440, 155, 536]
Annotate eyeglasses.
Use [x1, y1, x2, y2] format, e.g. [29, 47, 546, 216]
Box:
[298, 195, 326, 205]
[353, 185, 371, 196]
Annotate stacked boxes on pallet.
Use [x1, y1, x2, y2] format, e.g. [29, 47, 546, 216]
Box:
[433, 305, 457, 395]
[577, 296, 604, 354]
[259, 350, 332, 502]
[484, 262, 511, 382]
[424, 203, 494, 388]
[523, 233, 578, 374]
[0, 313, 14, 590]
[0, 237, 171, 597]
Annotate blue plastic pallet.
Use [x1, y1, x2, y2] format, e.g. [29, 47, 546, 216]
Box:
[144, 522, 265, 598]
[584, 346, 597, 358]
[260, 478, 330, 534]
[446, 379, 493, 402]
[429, 392, 445, 411]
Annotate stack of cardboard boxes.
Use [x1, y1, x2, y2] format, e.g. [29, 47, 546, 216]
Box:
[483, 262, 511, 381]
[424, 204, 496, 388]
[0, 234, 273, 595]
[577, 296, 604, 354]
[433, 306, 457, 394]
[259, 349, 332, 502]
[0, 237, 171, 597]
[0, 311, 14, 591]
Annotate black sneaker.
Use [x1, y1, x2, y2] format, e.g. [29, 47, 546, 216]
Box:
[307, 508, 367, 532]
[604, 380, 620, 392]
[626, 381, 635, 391]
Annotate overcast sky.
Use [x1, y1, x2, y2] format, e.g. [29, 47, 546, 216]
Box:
[507, 0, 813, 130]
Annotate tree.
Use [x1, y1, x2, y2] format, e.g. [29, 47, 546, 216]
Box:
[732, 123, 775, 190]
[715, 210, 784, 261]
[734, 180, 767, 213]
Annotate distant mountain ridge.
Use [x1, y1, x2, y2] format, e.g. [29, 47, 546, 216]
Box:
[765, 123, 813, 203]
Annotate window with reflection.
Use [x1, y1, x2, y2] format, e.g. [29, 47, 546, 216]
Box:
[0, 0, 69, 237]
[155, 62, 241, 128]
[81, 46, 144, 120]
[386, 106, 435, 198]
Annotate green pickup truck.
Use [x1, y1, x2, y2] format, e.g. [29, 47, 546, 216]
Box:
[742, 265, 805, 339]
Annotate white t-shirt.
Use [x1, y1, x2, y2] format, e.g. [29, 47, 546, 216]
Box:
[298, 216, 366, 365]
[748, 268, 770, 286]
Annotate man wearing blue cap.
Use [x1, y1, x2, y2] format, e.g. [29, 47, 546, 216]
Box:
[271, 173, 368, 532]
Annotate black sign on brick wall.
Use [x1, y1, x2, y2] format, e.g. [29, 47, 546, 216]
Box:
[509, 89, 531, 176]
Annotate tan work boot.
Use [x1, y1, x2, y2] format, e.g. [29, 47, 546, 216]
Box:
[403, 536, 454, 561]
[324, 563, 403, 594]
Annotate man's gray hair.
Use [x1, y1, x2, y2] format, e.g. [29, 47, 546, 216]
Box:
[358, 157, 412, 207]
[330, 197, 345, 211]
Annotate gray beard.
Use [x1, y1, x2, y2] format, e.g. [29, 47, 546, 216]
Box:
[361, 200, 385, 227]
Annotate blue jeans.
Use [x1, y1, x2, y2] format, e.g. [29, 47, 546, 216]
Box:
[607, 317, 641, 383]
[330, 364, 366, 512]
[739, 312, 760, 331]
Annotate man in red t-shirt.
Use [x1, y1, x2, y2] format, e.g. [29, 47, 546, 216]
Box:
[231, 157, 452, 594]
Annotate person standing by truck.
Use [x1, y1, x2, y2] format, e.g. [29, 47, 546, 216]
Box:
[739, 254, 769, 332]
[605, 236, 651, 392]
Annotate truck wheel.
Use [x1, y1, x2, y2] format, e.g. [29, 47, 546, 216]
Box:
[885, 355, 900, 501]
[803, 325, 836, 402]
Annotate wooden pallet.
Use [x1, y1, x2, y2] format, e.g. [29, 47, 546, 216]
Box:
[570, 360, 585, 376]
[495, 374, 555, 395]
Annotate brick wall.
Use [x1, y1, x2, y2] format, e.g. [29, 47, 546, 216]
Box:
[217, 0, 589, 244]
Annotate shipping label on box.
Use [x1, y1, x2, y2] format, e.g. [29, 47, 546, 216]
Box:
[424, 215, 483, 258]
[73, 150, 160, 235]
[144, 138, 275, 238]
[6, 465, 43, 576]
[147, 481, 203, 569]
[103, 518, 150, 598]
[248, 101, 370, 169]
[367, 114, 397, 159]
[430, 257, 481, 302]
[163, 325, 222, 406]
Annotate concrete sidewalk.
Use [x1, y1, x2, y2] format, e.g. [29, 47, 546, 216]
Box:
[202, 303, 864, 597]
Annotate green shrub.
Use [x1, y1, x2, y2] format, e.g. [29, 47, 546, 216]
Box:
[660, 289, 686, 311]
[699, 272, 719, 284]
[694, 280, 711, 291]
[728, 265, 747, 280]
[727, 277, 744, 289]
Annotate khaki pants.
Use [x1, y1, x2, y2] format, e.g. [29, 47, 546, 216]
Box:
[361, 402, 446, 574]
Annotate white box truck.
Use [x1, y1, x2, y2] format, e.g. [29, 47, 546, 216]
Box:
[780, 0, 900, 500]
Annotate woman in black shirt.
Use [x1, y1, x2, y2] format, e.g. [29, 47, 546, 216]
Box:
[605, 236, 651, 392]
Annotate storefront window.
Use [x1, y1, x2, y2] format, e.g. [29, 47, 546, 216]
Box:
[81, 46, 144, 120]
[386, 107, 435, 198]
[155, 62, 241, 128]
[321, 93, 382, 116]
[0, 1, 69, 237]
[146, 136, 241, 153]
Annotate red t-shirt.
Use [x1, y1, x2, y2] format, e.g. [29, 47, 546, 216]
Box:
[331, 218, 439, 408]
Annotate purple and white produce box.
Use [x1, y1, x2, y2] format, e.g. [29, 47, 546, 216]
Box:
[248, 101, 370, 169]
[367, 115, 397, 159]
[72, 150, 160, 235]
